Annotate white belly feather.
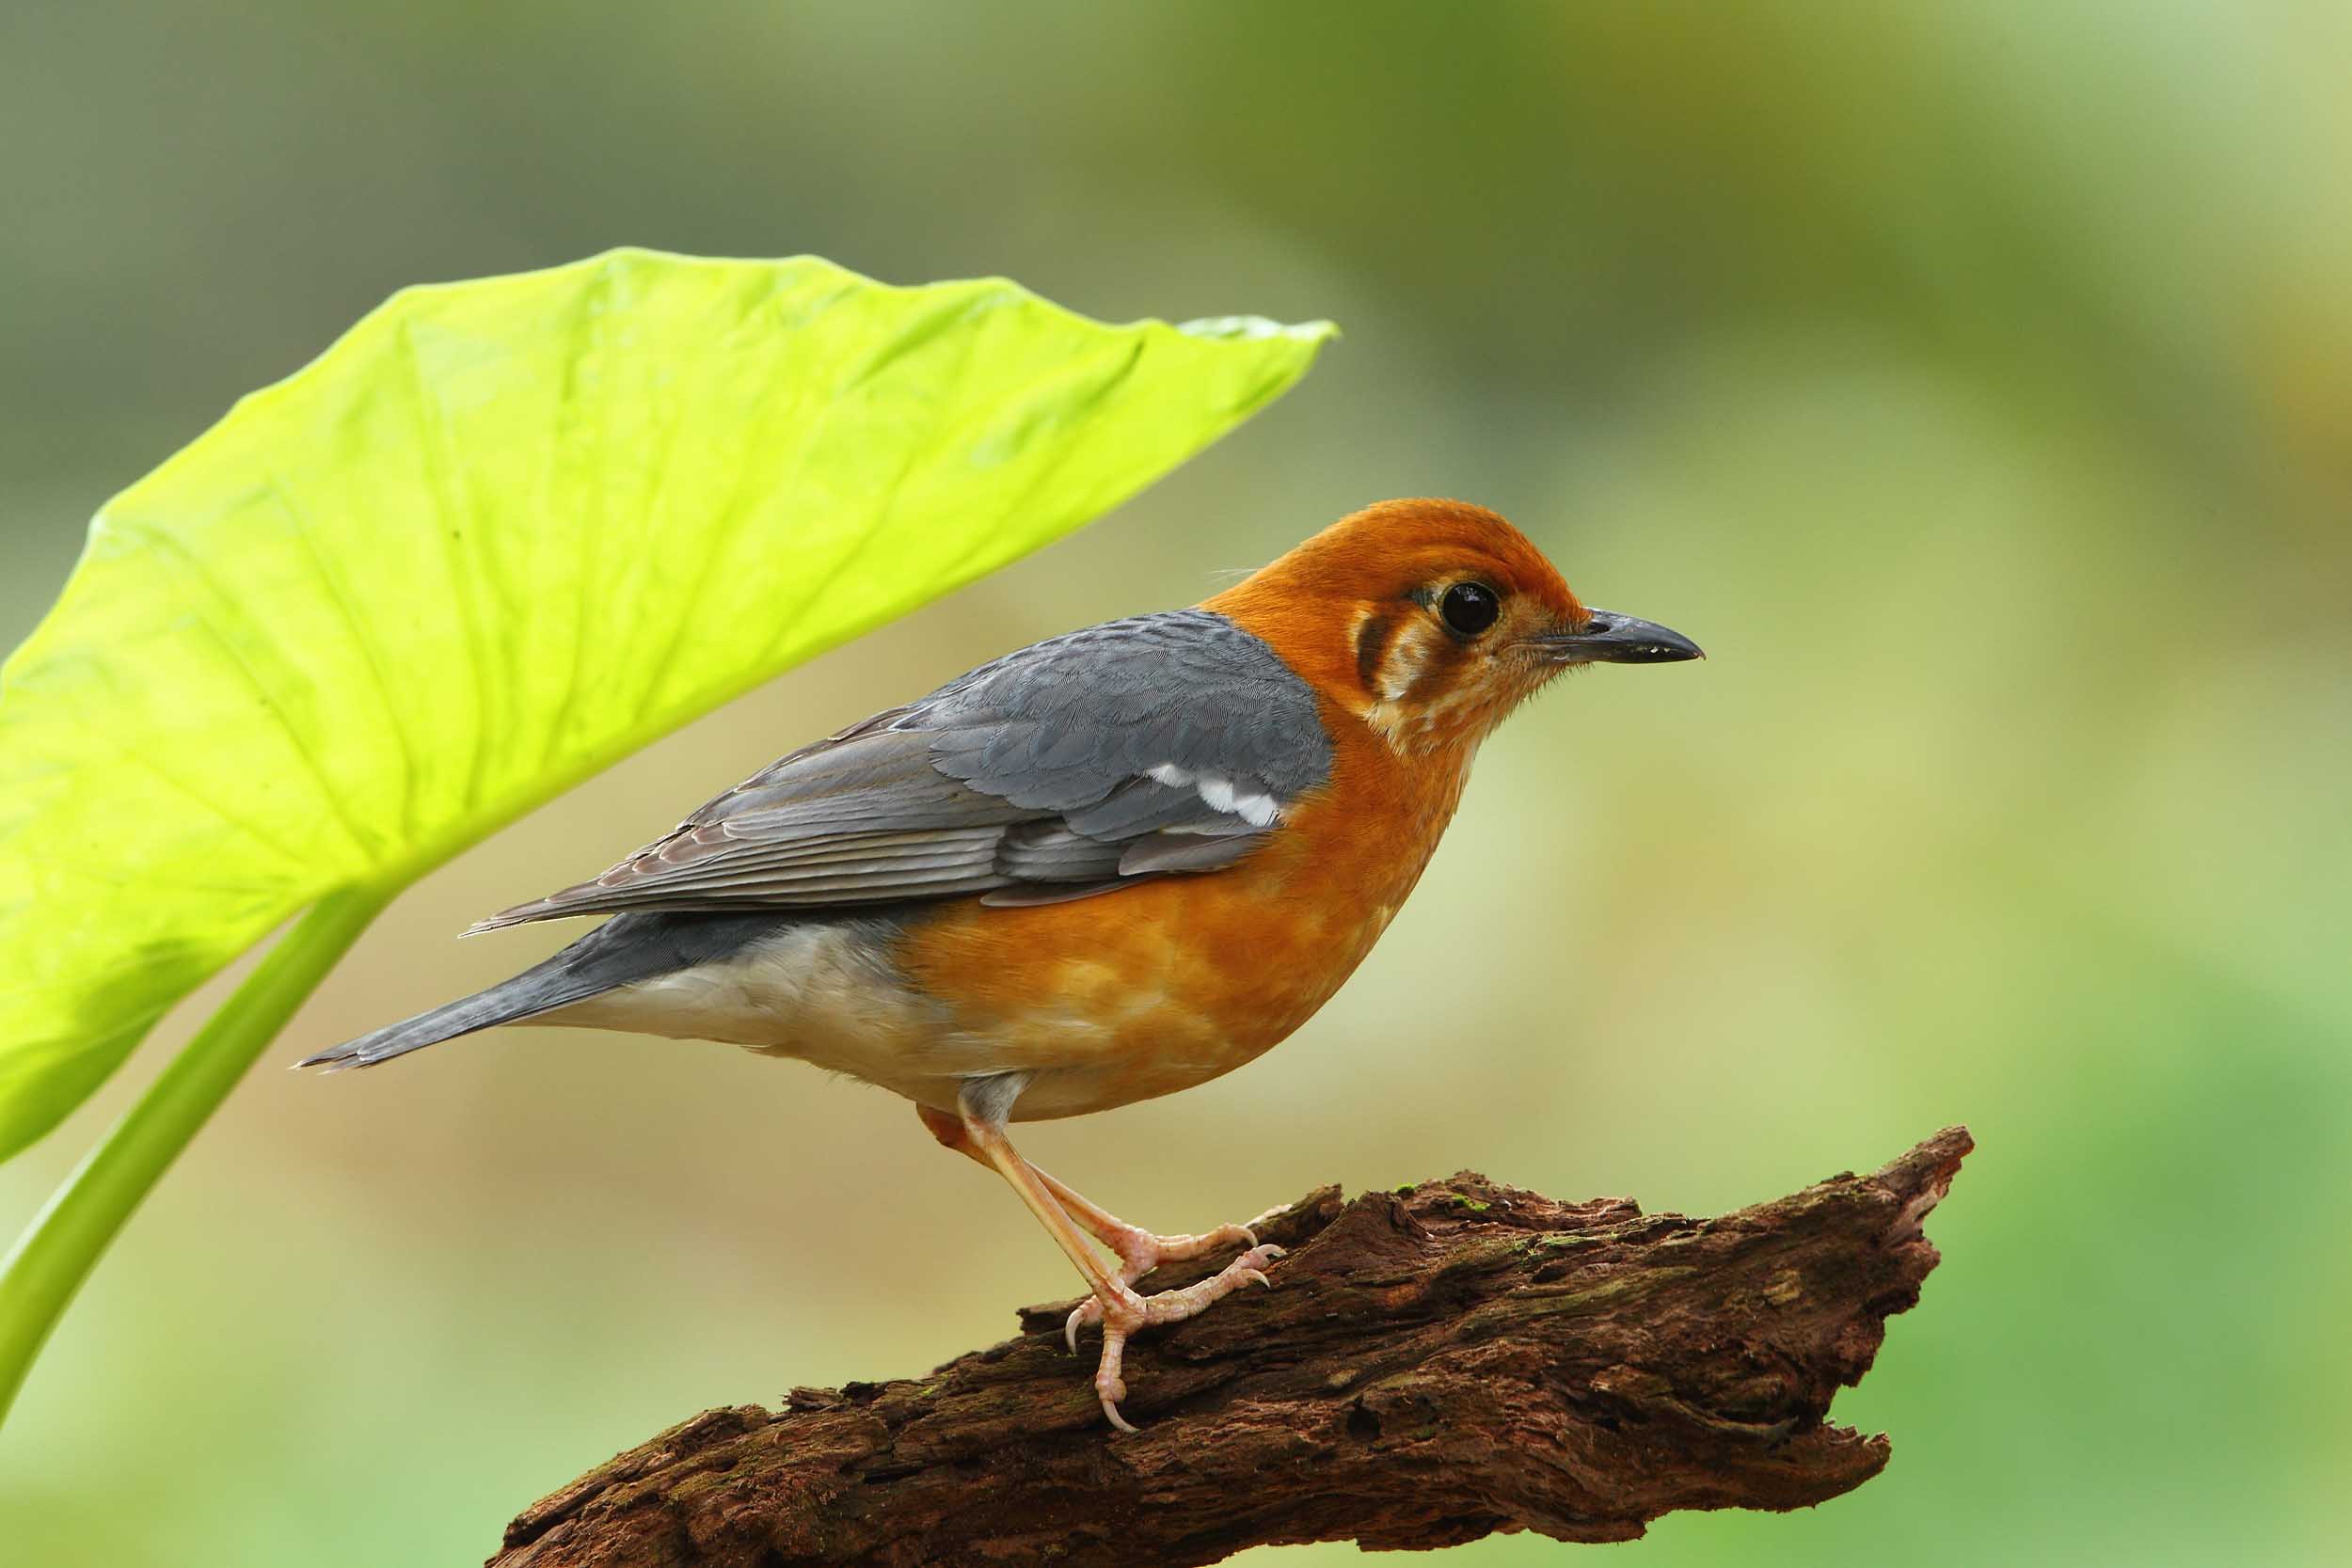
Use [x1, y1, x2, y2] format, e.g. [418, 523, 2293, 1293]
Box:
[535, 923, 985, 1108]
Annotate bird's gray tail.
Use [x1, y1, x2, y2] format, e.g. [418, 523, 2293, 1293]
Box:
[295, 911, 782, 1071]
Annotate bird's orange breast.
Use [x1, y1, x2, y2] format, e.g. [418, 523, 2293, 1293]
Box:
[891, 703, 1468, 1119]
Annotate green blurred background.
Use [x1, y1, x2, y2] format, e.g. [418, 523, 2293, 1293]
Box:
[4, 3, 2347, 1563]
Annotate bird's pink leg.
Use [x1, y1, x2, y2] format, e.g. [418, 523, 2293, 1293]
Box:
[923, 1098, 1283, 1432]
[1032, 1169, 1286, 1349]
[920, 1104, 1276, 1274]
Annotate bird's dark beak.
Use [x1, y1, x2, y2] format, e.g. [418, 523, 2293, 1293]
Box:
[1534, 609, 1704, 665]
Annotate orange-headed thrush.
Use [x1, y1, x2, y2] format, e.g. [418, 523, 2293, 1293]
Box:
[304, 499, 1703, 1429]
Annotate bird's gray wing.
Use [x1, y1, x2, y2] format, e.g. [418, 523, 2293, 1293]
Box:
[469, 610, 1333, 930]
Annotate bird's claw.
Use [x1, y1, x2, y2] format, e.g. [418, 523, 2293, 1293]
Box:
[1078, 1242, 1287, 1432]
[1104, 1219, 1259, 1280]
[1098, 1383, 1137, 1433]
[1064, 1238, 1286, 1351]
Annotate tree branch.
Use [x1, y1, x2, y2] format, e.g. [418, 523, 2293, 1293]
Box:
[494, 1127, 1971, 1567]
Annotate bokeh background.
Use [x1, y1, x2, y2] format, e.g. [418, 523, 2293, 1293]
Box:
[5, 3, 2348, 1564]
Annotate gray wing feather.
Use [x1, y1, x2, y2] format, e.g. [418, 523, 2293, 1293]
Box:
[1116, 828, 1272, 878]
[470, 610, 1329, 931]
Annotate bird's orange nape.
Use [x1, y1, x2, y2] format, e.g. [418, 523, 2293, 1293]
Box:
[1209, 499, 1595, 753]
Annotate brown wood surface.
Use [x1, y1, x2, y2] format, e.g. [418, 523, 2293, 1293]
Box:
[493, 1127, 1970, 1567]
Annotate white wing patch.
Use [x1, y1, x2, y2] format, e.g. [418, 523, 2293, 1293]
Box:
[1147, 763, 1282, 829]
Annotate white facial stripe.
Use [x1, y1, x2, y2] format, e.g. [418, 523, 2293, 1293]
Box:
[1377, 620, 1442, 703]
[1148, 763, 1281, 828]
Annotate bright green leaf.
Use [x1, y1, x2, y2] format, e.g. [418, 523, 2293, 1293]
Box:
[0, 248, 1333, 1160]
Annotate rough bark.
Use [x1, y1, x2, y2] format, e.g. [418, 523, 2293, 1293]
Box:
[493, 1127, 1971, 1567]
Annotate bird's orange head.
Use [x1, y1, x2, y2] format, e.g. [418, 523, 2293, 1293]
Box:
[1204, 499, 1701, 753]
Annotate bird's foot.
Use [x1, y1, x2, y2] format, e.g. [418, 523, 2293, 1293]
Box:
[1060, 1210, 1281, 1349]
[1079, 1242, 1285, 1432]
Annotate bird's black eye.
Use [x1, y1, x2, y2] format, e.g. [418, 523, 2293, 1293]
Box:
[1438, 581, 1501, 637]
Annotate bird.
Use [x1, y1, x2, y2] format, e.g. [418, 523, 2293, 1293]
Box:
[300, 498, 1702, 1430]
